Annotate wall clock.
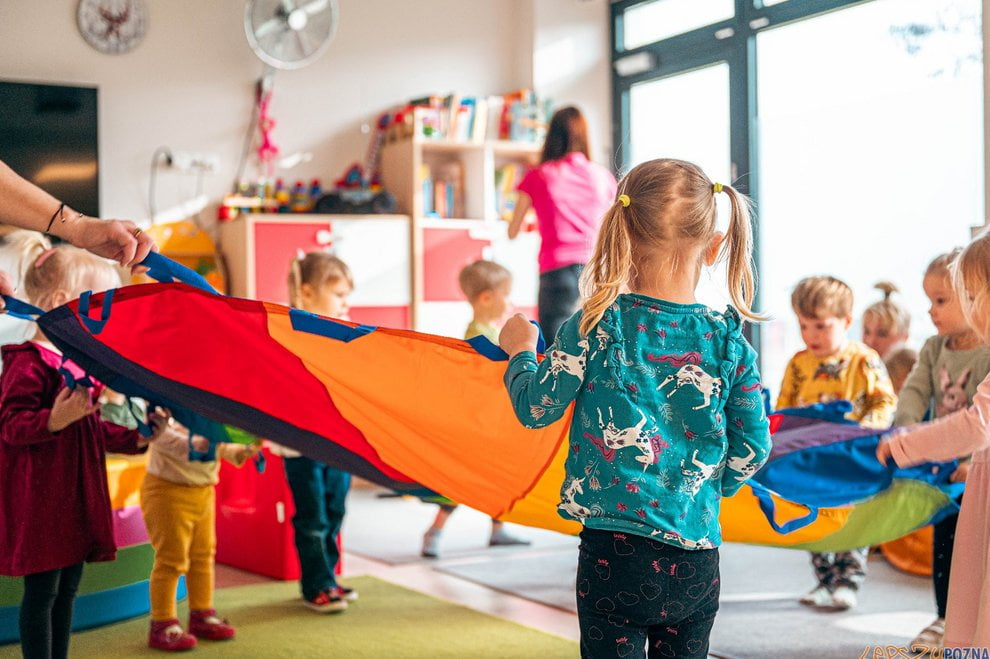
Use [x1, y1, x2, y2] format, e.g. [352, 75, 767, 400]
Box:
[77, 0, 148, 55]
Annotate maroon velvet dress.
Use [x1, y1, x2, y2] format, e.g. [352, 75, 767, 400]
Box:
[0, 342, 145, 576]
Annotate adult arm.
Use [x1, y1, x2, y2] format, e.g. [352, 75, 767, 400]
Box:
[0, 158, 154, 266]
[506, 191, 532, 240]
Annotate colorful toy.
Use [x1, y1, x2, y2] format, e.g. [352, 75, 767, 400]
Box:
[0, 254, 962, 551]
[314, 113, 396, 214]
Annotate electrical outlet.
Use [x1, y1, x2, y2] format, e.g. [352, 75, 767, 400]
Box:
[169, 151, 219, 172]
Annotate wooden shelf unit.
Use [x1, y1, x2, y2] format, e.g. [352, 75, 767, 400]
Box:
[380, 118, 541, 333]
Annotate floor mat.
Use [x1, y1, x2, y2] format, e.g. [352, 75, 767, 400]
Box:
[0, 576, 579, 658]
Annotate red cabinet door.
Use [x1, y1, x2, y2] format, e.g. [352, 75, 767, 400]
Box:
[423, 228, 490, 302]
[253, 221, 332, 304]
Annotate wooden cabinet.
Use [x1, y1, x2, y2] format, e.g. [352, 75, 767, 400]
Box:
[380, 114, 541, 335]
[220, 213, 411, 329]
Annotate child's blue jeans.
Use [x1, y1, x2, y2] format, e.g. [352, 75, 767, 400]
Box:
[283, 456, 351, 599]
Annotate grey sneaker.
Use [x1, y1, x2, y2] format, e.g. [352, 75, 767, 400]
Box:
[421, 529, 441, 558]
[489, 528, 532, 547]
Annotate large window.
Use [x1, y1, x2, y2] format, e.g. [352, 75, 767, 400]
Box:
[612, 0, 984, 390]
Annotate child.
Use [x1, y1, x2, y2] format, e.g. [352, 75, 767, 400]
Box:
[275, 252, 358, 612]
[884, 346, 918, 396]
[499, 159, 772, 659]
[776, 275, 897, 611]
[886, 249, 990, 652]
[0, 236, 169, 659]
[420, 260, 530, 558]
[862, 281, 911, 359]
[141, 423, 259, 651]
[878, 231, 990, 649]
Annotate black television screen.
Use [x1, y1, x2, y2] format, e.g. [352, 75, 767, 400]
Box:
[0, 81, 99, 217]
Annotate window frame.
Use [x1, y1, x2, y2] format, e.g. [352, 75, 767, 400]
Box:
[609, 0, 880, 357]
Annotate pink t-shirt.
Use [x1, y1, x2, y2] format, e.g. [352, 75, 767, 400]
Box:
[517, 152, 617, 273]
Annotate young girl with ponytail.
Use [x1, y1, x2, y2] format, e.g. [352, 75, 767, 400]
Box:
[499, 158, 772, 659]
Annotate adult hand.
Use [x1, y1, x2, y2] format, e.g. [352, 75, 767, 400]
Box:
[63, 217, 156, 267]
[0, 270, 13, 311]
[48, 387, 100, 432]
[499, 313, 539, 358]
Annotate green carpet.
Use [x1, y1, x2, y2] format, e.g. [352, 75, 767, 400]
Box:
[0, 576, 577, 658]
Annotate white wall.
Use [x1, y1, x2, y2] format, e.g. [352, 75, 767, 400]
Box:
[0, 0, 535, 225]
[531, 0, 614, 169]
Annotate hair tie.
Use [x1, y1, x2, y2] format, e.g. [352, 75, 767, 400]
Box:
[34, 248, 56, 269]
[712, 182, 724, 194]
[617, 194, 630, 208]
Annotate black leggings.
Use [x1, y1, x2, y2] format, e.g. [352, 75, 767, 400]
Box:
[933, 498, 961, 618]
[576, 529, 720, 659]
[538, 264, 583, 344]
[19, 564, 84, 659]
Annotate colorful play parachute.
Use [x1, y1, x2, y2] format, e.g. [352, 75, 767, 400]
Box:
[1, 254, 962, 550]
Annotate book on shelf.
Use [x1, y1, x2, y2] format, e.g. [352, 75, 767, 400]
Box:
[494, 163, 521, 222]
[420, 160, 464, 219]
[402, 89, 551, 143]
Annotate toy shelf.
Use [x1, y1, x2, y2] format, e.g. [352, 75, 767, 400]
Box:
[380, 121, 540, 333]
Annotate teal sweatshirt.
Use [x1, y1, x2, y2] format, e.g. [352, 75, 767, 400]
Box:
[504, 294, 772, 550]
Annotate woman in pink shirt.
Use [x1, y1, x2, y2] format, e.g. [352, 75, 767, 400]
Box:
[508, 107, 617, 341]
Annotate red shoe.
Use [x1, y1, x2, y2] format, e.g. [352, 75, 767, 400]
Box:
[188, 609, 236, 641]
[303, 589, 348, 613]
[332, 585, 359, 602]
[148, 619, 197, 652]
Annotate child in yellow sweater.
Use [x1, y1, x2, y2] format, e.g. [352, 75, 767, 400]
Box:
[141, 423, 258, 651]
[776, 275, 896, 611]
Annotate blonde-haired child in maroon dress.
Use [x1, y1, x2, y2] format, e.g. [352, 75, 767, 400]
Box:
[0, 236, 168, 659]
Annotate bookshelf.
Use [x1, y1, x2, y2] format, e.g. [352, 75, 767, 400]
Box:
[380, 109, 542, 334]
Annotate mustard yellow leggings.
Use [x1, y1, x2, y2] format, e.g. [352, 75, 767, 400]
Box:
[140, 473, 216, 621]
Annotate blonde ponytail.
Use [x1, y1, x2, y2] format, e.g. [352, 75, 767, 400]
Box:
[874, 281, 898, 300]
[721, 185, 764, 321]
[4, 230, 52, 283]
[579, 202, 633, 335]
